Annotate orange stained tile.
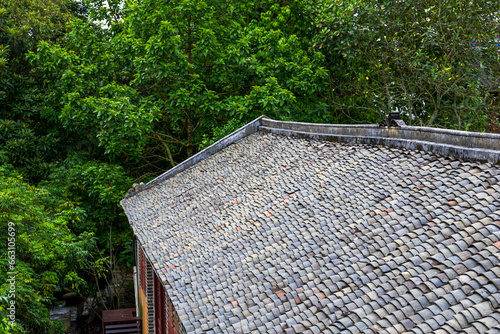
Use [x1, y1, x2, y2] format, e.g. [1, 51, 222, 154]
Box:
[387, 208, 394, 212]
[380, 212, 388, 216]
[493, 241, 500, 250]
[232, 200, 238, 205]
[162, 270, 167, 274]
[170, 265, 176, 270]
[265, 213, 272, 217]
[276, 290, 286, 297]
[290, 193, 296, 197]
[253, 195, 258, 199]
[447, 200, 458, 206]
[428, 222, 436, 227]
[284, 199, 290, 203]
[317, 292, 326, 299]
[237, 226, 243, 231]
[231, 301, 238, 307]
[295, 297, 301, 303]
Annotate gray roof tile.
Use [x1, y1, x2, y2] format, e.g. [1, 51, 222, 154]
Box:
[122, 131, 500, 333]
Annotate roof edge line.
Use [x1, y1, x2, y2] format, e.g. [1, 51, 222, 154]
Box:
[260, 126, 500, 164]
[122, 115, 267, 200]
[261, 118, 500, 141]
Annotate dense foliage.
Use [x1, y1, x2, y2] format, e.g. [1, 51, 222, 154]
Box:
[31, 0, 329, 174]
[1, 0, 499, 332]
[0, 165, 94, 333]
[314, 0, 500, 129]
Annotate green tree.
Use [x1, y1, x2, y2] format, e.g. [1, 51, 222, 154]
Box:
[31, 0, 329, 174]
[315, 0, 500, 130]
[0, 165, 95, 333]
[0, 0, 86, 182]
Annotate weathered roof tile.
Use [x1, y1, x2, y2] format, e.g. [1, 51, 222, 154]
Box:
[122, 131, 500, 333]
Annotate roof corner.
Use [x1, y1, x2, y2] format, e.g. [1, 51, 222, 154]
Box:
[122, 115, 268, 200]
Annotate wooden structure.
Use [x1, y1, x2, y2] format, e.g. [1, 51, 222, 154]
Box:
[102, 308, 141, 334]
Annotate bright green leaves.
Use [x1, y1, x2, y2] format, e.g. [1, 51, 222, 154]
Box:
[82, 0, 122, 27]
[32, 29, 156, 160]
[1, 1, 141, 331]
[0, 296, 20, 333]
[0, 161, 134, 331]
[0, 165, 95, 333]
[63, 85, 157, 158]
[29, 0, 329, 170]
[127, 0, 229, 158]
[233, 26, 328, 121]
[121, 0, 329, 163]
[247, 77, 296, 116]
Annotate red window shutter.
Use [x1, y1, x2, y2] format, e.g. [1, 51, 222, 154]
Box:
[154, 273, 166, 334]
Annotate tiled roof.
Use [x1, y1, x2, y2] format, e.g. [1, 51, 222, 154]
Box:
[122, 127, 500, 333]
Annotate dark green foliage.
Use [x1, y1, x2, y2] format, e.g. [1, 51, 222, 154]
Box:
[0, 165, 93, 333]
[314, 0, 500, 129]
[0, 0, 86, 182]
